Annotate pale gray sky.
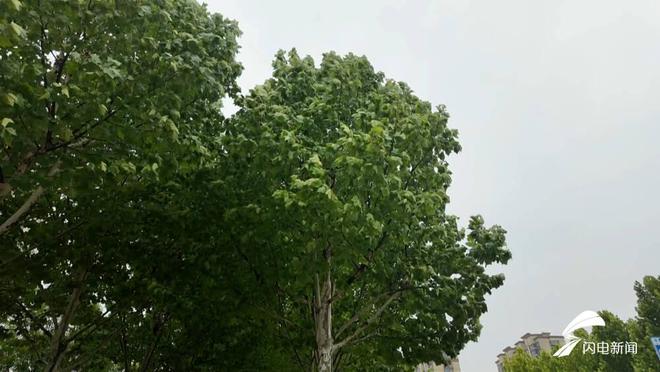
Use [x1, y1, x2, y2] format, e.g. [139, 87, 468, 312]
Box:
[205, 1, 660, 370]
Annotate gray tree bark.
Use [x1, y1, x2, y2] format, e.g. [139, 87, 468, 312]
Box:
[315, 271, 334, 372]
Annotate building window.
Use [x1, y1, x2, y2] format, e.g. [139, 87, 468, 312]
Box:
[529, 342, 541, 357]
[444, 366, 453, 372]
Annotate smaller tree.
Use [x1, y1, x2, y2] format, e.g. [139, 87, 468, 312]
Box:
[630, 275, 660, 372]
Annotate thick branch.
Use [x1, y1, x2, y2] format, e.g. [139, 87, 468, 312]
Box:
[45, 267, 88, 372]
[0, 161, 61, 236]
[0, 186, 44, 235]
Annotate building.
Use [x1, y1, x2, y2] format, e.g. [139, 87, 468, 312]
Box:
[415, 358, 461, 372]
[495, 332, 564, 371]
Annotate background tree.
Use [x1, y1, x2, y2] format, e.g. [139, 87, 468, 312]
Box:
[630, 275, 660, 371]
[224, 50, 511, 371]
[502, 278, 660, 372]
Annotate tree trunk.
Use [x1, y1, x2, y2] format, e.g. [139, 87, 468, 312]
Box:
[316, 271, 334, 372]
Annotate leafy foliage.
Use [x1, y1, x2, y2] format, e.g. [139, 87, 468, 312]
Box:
[1, 3, 512, 371]
[1, 0, 242, 370]
[630, 276, 660, 371]
[1, 0, 241, 214]
[223, 50, 511, 370]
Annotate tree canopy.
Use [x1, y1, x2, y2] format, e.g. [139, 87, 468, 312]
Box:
[223, 50, 511, 371]
[1, 0, 242, 370]
[2, 1, 512, 371]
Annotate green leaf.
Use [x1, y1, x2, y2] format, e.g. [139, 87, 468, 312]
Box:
[1, 118, 14, 127]
[8, 22, 26, 38]
[57, 127, 73, 141]
[9, 0, 22, 10]
[2, 93, 18, 106]
[165, 119, 179, 139]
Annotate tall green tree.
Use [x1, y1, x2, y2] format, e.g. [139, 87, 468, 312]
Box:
[224, 50, 511, 371]
[0, 1, 241, 370]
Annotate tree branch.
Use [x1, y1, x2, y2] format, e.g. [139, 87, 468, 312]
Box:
[0, 186, 45, 235]
[139, 312, 169, 372]
[0, 161, 61, 236]
[15, 301, 53, 338]
[45, 266, 88, 372]
[64, 308, 113, 344]
[333, 290, 401, 350]
[345, 222, 390, 286]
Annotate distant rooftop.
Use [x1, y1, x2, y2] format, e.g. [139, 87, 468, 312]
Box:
[495, 332, 565, 367]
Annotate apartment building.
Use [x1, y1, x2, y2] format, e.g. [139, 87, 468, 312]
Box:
[415, 358, 461, 372]
[495, 332, 564, 371]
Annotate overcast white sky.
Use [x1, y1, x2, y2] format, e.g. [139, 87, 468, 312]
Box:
[205, 1, 660, 370]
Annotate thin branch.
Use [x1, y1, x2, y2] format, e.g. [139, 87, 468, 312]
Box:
[333, 290, 401, 350]
[60, 327, 121, 372]
[15, 301, 53, 338]
[335, 288, 400, 339]
[139, 312, 169, 372]
[64, 308, 112, 344]
[345, 222, 391, 286]
[120, 315, 130, 372]
[403, 146, 434, 190]
[334, 283, 422, 343]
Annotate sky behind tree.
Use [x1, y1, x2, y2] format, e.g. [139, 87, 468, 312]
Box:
[205, 1, 660, 370]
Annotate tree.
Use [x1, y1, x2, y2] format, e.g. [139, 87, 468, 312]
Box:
[0, 0, 241, 234]
[590, 311, 635, 372]
[2, 3, 515, 371]
[630, 276, 660, 372]
[0, 0, 242, 370]
[224, 50, 511, 371]
[503, 348, 573, 372]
